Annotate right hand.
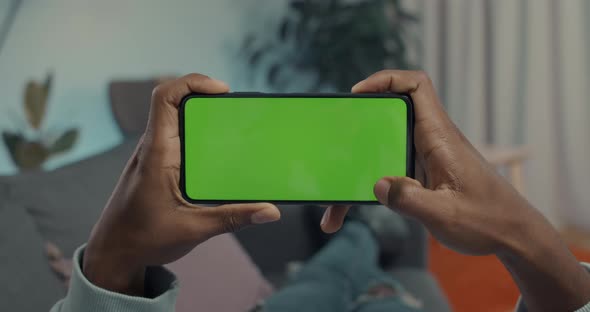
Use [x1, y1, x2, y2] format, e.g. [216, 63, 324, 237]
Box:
[352, 70, 547, 256]
[352, 70, 590, 312]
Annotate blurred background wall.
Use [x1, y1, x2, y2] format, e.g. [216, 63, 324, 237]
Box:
[0, 0, 285, 173]
[1, 0, 589, 231]
[421, 0, 590, 230]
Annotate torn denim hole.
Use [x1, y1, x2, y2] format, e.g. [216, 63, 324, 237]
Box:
[353, 280, 423, 310]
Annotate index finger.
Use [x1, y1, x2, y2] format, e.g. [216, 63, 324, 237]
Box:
[320, 205, 350, 234]
[148, 73, 229, 140]
[351, 70, 452, 131]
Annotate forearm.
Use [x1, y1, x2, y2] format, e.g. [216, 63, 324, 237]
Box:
[498, 213, 590, 312]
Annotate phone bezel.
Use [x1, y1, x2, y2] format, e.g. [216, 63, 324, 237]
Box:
[178, 92, 415, 205]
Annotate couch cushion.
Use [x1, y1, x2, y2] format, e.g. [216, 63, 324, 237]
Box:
[5, 137, 276, 311]
[167, 233, 273, 312]
[0, 182, 64, 311]
[9, 138, 139, 256]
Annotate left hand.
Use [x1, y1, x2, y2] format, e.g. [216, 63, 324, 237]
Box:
[83, 74, 281, 296]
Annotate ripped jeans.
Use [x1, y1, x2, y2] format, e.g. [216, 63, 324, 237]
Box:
[258, 221, 422, 312]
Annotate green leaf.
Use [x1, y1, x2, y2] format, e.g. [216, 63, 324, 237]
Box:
[246, 0, 418, 92]
[24, 73, 52, 129]
[15, 142, 48, 171]
[1, 132, 48, 171]
[2, 131, 25, 164]
[49, 129, 78, 155]
[24, 82, 46, 129]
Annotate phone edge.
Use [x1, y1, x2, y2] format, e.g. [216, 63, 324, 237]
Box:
[178, 92, 414, 205]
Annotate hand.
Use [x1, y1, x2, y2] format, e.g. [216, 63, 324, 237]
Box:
[351, 69, 535, 255]
[352, 69, 590, 311]
[83, 74, 281, 296]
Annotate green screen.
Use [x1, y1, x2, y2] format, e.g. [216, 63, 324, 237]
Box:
[183, 96, 408, 202]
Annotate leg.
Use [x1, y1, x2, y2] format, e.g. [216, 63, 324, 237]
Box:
[260, 221, 382, 312]
[261, 221, 422, 312]
[351, 279, 423, 312]
[292, 221, 381, 288]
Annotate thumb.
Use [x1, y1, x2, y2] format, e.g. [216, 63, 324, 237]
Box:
[374, 177, 442, 223]
[197, 203, 281, 235]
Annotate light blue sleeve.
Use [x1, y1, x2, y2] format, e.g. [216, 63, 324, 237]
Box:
[50, 246, 179, 312]
[514, 263, 590, 312]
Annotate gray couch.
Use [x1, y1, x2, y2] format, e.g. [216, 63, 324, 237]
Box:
[0, 80, 450, 311]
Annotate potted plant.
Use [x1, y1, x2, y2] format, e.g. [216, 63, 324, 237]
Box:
[243, 0, 419, 92]
[2, 73, 78, 171]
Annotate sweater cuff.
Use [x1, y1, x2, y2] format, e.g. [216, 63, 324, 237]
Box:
[61, 245, 179, 312]
[514, 262, 590, 312]
[573, 263, 590, 312]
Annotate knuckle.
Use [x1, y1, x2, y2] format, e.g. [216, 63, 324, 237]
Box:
[151, 84, 169, 102]
[221, 210, 240, 233]
[377, 69, 395, 76]
[183, 73, 209, 81]
[389, 181, 414, 207]
[420, 119, 449, 138]
[397, 183, 415, 205]
[413, 70, 432, 84]
[138, 137, 163, 162]
[374, 69, 398, 82]
[364, 69, 394, 82]
[448, 173, 466, 194]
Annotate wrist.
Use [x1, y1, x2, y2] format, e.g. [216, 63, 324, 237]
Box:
[494, 206, 590, 312]
[495, 212, 559, 267]
[83, 241, 146, 296]
[492, 197, 553, 260]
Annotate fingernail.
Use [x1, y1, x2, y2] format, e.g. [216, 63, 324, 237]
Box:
[374, 179, 391, 205]
[251, 207, 280, 224]
[351, 80, 365, 93]
[320, 208, 329, 227]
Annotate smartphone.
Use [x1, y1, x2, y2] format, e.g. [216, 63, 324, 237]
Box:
[179, 93, 414, 205]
